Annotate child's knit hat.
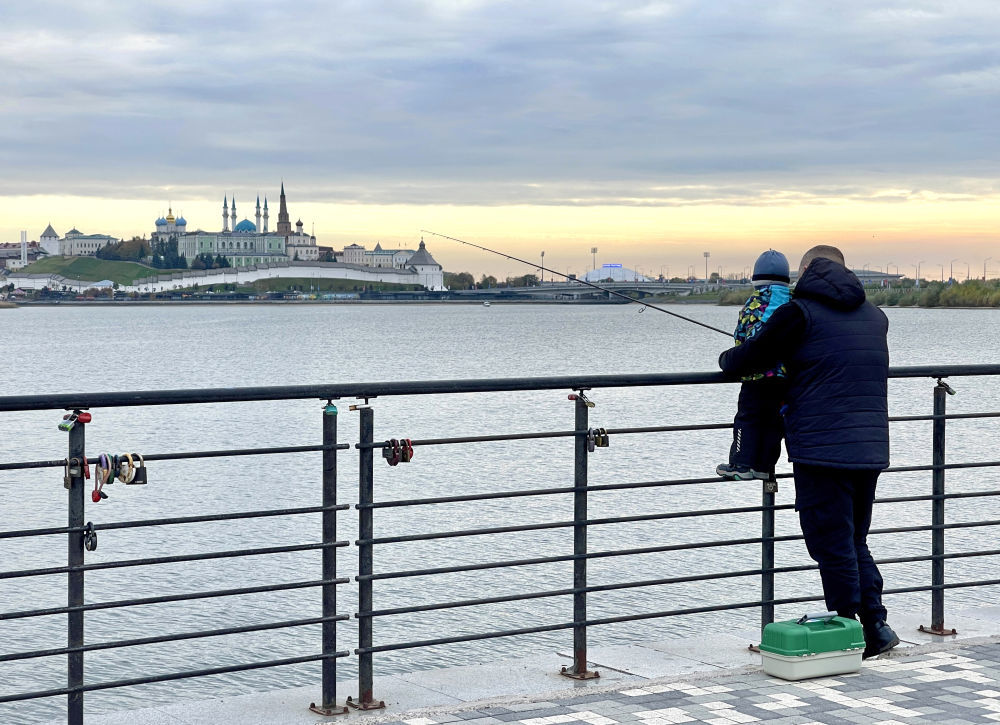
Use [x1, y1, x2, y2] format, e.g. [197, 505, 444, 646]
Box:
[752, 250, 790, 284]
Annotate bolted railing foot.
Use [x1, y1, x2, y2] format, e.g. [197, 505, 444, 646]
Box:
[560, 664, 600, 680]
[346, 694, 386, 710]
[919, 624, 957, 636]
[561, 650, 600, 680]
[309, 702, 349, 716]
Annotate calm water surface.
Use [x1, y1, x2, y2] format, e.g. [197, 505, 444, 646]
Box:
[2, 303, 1000, 723]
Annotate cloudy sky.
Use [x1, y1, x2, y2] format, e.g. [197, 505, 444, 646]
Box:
[1, 0, 998, 277]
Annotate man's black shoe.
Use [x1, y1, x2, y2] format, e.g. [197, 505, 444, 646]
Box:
[862, 620, 900, 659]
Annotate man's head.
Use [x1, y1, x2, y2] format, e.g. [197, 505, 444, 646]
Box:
[798, 245, 846, 278]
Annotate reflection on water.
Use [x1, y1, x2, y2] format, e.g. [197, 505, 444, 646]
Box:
[2, 303, 1000, 722]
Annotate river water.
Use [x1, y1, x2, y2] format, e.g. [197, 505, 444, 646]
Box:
[2, 303, 1000, 723]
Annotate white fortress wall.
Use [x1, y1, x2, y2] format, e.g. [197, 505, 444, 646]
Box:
[5, 261, 445, 293]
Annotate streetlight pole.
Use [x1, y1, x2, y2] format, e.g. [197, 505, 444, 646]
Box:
[591, 247, 598, 272]
[938, 263, 944, 282]
[540, 251, 544, 284]
[950, 258, 958, 282]
[704, 251, 710, 283]
[985, 257, 992, 281]
[917, 260, 925, 288]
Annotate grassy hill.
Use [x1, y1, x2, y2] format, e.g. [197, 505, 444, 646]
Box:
[20, 256, 180, 285]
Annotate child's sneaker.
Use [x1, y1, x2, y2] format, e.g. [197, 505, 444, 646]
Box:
[716, 463, 762, 480]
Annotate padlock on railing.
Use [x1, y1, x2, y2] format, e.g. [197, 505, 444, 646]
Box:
[83, 523, 98, 552]
[129, 453, 148, 485]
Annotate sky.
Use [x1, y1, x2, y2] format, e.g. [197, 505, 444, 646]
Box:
[1, 0, 998, 279]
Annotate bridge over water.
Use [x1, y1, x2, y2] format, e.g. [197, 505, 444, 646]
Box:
[451, 281, 716, 300]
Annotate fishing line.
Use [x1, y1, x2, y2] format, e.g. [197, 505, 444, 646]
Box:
[421, 229, 732, 337]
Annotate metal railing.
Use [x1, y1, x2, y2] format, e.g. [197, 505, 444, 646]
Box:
[1, 364, 999, 722]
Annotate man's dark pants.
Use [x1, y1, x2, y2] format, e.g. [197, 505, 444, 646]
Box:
[793, 462, 887, 625]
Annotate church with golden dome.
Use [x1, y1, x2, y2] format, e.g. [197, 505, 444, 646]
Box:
[152, 184, 319, 266]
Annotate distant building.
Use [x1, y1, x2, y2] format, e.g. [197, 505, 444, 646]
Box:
[341, 243, 366, 265]
[407, 239, 444, 289]
[582, 265, 651, 283]
[0, 240, 42, 270]
[154, 184, 319, 266]
[37, 224, 118, 257]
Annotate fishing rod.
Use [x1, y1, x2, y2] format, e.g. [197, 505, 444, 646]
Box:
[421, 230, 732, 337]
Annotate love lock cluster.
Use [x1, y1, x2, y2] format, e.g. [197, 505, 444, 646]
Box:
[381, 438, 414, 466]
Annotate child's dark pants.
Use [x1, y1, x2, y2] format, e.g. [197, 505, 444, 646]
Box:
[729, 377, 787, 474]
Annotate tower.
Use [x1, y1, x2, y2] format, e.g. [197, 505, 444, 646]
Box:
[255, 196, 261, 232]
[231, 197, 237, 231]
[263, 197, 269, 233]
[223, 196, 229, 232]
[276, 182, 291, 234]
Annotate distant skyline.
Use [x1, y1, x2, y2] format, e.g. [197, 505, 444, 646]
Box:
[1, 1, 997, 278]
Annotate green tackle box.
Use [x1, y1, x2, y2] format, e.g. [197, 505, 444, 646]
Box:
[759, 612, 865, 680]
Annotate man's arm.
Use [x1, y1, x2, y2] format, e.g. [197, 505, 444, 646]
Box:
[718, 302, 806, 378]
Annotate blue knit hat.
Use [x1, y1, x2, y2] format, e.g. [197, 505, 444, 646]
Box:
[752, 250, 790, 284]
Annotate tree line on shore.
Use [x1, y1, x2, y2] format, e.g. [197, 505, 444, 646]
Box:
[718, 278, 1000, 307]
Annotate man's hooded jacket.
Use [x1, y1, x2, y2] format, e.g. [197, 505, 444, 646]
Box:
[719, 258, 889, 470]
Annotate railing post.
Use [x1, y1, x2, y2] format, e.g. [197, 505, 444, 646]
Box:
[761, 477, 777, 630]
[562, 392, 598, 679]
[310, 402, 347, 716]
[67, 412, 86, 725]
[921, 379, 957, 635]
[348, 405, 384, 709]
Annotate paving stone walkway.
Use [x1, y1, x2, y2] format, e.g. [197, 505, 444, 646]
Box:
[377, 642, 1000, 725]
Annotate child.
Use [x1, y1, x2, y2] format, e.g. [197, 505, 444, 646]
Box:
[716, 250, 791, 480]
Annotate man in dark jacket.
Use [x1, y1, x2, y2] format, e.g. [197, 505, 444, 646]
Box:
[718, 245, 899, 658]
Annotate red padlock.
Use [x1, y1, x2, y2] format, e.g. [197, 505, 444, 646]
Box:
[77, 412, 92, 424]
[92, 489, 101, 503]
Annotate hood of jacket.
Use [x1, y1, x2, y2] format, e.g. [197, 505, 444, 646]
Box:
[793, 257, 866, 311]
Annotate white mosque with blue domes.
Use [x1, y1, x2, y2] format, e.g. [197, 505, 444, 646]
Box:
[152, 184, 319, 266]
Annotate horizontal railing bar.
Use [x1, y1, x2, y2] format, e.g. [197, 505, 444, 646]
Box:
[871, 519, 1000, 536]
[356, 595, 827, 654]
[0, 614, 350, 663]
[361, 503, 795, 545]
[355, 422, 736, 449]
[0, 505, 350, 539]
[0, 364, 997, 412]
[365, 473, 1000, 511]
[0, 652, 347, 704]
[0, 578, 346, 621]
[0, 525, 83, 541]
[359, 571, 1000, 655]
[363, 474, 781, 509]
[94, 504, 350, 532]
[0, 541, 348, 580]
[354, 413, 1000, 450]
[889, 411, 1000, 423]
[361, 546, 1000, 617]
[363, 501, 1000, 547]
[362, 566, 803, 618]
[0, 443, 348, 472]
[359, 519, 1000, 581]
[359, 536, 774, 581]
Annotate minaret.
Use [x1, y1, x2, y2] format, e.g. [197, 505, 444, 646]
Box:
[276, 182, 291, 234]
[263, 197, 269, 233]
[223, 196, 229, 232]
[231, 197, 237, 231]
[255, 196, 261, 231]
